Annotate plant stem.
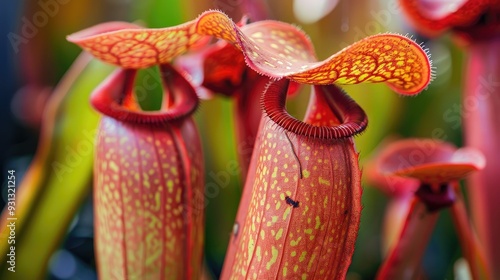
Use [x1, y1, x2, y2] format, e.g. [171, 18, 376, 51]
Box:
[381, 195, 413, 257]
[450, 182, 490, 280]
[464, 37, 500, 278]
[376, 197, 439, 280]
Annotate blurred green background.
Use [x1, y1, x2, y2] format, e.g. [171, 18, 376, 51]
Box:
[0, 0, 466, 279]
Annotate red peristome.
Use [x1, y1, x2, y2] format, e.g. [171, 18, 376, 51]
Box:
[221, 79, 362, 279]
[90, 64, 198, 123]
[94, 117, 204, 280]
[262, 80, 367, 139]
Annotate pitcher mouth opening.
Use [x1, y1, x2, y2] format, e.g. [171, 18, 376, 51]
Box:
[261, 79, 367, 139]
[90, 64, 199, 124]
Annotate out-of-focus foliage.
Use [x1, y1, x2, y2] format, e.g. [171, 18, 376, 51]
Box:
[0, 54, 114, 279]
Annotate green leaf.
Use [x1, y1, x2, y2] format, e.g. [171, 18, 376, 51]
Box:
[0, 53, 114, 279]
